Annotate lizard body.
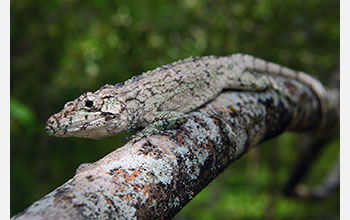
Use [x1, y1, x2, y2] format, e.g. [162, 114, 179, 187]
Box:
[46, 54, 327, 139]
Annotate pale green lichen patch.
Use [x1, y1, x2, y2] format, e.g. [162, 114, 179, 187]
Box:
[174, 142, 209, 180]
[15, 191, 56, 218]
[102, 151, 175, 186]
[71, 188, 138, 220]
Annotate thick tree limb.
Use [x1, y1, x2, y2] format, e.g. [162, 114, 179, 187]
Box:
[12, 76, 338, 220]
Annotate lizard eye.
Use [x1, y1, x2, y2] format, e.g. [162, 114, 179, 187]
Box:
[78, 94, 103, 110]
[85, 100, 94, 108]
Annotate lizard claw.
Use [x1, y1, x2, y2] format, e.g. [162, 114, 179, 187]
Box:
[125, 133, 146, 143]
[128, 128, 169, 144]
[123, 131, 151, 144]
[124, 111, 188, 143]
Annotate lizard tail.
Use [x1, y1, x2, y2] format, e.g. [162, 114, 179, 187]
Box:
[233, 53, 328, 131]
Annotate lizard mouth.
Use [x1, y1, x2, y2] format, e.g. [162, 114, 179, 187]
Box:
[45, 116, 61, 136]
[45, 111, 108, 138]
[45, 123, 55, 136]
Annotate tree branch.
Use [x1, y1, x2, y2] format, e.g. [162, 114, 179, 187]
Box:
[283, 70, 339, 197]
[12, 76, 339, 220]
[294, 158, 339, 199]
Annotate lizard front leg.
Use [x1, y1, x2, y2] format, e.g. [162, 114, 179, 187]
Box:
[129, 111, 188, 142]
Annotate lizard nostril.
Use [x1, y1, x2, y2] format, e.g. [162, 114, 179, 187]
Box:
[45, 118, 56, 135]
[45, 117, 56, 127]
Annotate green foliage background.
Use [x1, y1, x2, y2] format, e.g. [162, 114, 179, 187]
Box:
[11, 0, 339, 218]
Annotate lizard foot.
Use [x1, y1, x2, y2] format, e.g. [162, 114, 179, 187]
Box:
[127, 111, 188, 143]
[128, 127, 168, 143]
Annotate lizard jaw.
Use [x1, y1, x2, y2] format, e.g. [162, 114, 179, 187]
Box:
[45, 111, 131, 139]
[45, 110, 105, 138]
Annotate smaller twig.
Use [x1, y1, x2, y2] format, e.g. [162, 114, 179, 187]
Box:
[295, 158, 339, 199]
[283, 70, 339, 198]
[283, 136, 332, 197]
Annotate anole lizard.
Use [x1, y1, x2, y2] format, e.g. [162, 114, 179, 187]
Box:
[46, 54, 327, 139]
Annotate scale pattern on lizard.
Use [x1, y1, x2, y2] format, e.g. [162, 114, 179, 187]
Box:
[45, 54, 327, 139]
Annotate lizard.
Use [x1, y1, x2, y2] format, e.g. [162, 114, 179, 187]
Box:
[45, 53, 328, 140]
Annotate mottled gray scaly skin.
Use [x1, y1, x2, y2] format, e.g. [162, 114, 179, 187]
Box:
[46, 54, 327, 139]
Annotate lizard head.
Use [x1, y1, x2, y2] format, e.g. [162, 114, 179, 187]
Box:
[45, 85, 131, 139]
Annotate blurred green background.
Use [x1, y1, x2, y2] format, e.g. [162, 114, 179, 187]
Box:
[11, 0, 339, 219]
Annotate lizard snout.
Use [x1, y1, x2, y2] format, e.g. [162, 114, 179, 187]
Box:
[45, 117, 57, 136]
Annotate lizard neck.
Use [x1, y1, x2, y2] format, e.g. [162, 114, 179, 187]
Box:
[114, 83, 149, 130]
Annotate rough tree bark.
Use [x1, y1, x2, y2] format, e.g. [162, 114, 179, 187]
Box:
[12, 76, 339, 220]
